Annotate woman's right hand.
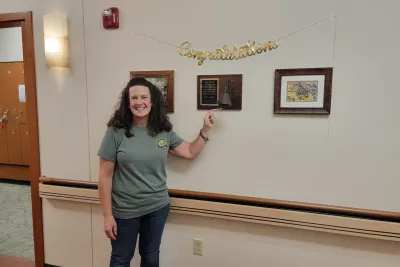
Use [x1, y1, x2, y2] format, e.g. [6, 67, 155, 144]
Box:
[104, 215, 117, 240]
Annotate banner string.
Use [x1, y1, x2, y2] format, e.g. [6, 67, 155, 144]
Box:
[129, 30, 180, 48]
[128, 14, 336, 50]
[275, 14, 335, 41]
[328, 14, 337, 137]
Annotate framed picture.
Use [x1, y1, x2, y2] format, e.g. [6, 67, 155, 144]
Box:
[130, 70, 174, 113]
[197, 74, 243, 110]
[274, 68, 333, 114]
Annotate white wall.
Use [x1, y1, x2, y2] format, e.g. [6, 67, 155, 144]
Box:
[43, 202, 399, 267]
[1, 0, 400, 266]
[0, 27, 23, 62]
[3, 0, 398, 211]
[158, 213, 400, 267]
[84, 0, 400, 212]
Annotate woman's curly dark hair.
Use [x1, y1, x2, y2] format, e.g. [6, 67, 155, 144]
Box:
[107, 77, 172, 137]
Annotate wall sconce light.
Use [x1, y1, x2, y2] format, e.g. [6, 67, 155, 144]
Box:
[43, 11, 69, 68]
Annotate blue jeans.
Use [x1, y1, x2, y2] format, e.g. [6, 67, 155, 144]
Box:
[110, 203, 170, 267]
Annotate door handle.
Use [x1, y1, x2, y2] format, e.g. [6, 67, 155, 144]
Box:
[0, 111, 8, 131]
[14, 108, 23, 120]
[0, 110, 8, 124]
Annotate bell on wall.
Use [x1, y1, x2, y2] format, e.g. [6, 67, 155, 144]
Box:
[219, 79, 233, 107]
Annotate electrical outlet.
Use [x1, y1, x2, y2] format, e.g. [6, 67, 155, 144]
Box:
[193, 238, 203, 256]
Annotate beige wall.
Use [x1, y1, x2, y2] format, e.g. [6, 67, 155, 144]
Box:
[1, 0, 400, 266]
[42, 199, 400, 267]
[84, 0, 399, 212]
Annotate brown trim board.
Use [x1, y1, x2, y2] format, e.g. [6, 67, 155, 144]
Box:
[169, 190, 400, 223]
[0, 20, 21, 28]
[41, 176, 98, 189]
[39, 181, 400, 242]
[1, 11, 44, 267]
[0, 164, 30, 182]
[40, 176, 400, 223]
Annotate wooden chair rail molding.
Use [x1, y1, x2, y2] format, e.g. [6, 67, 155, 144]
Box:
[39, 177, 400, 242]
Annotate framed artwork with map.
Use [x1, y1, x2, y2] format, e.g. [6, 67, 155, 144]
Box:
[274, 68, 333, 114]
[130, 70, 174, 113]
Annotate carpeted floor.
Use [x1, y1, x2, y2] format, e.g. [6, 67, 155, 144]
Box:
[0, 180, 35, 261]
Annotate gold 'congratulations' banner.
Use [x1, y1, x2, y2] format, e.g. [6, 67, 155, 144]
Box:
[178, 40, 279, 65]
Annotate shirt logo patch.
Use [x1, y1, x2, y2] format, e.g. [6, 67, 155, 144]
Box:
[157, 139, 168, 150]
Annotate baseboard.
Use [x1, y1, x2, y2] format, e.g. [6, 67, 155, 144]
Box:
[0, 177, 30, 186]
[45, 264, 60, 267]
[0, 164, 30, 181]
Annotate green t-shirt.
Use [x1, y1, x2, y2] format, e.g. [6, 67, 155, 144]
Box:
[97, 126, 184, 219]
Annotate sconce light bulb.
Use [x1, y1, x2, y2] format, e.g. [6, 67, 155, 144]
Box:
[45, 38, 61, 53]
[43, 11, 69, 68]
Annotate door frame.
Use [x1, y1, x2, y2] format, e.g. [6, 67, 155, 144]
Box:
[0, 11, 44, 266]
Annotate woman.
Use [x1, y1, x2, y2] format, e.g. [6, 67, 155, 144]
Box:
[97, 77, 215, 267]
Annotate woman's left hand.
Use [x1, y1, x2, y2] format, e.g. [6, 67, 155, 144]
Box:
[202, 110, 216, 134]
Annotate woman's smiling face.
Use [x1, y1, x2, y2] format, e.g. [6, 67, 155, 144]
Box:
[129, 85, 152, 118]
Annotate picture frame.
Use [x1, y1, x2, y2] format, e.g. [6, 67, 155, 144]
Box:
[130, 70, 174, 113]
[197, 74, 243, 110]
[274, 67, 333, 114]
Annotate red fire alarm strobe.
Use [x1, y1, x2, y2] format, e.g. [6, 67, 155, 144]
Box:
[102, 7, 119, 29]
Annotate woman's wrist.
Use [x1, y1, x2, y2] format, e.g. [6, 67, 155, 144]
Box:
[201, 126, 210, 136]
[103, 212, 113, 218]
[199, 127, 210, 143]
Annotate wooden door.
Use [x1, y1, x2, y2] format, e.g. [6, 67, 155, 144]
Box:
[0, 61, 29, 166]
[20, 124, 30, 165]
[0, 104, 8, 163]
[0, 69, 10, 164]
[7, 123, 22, 164]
